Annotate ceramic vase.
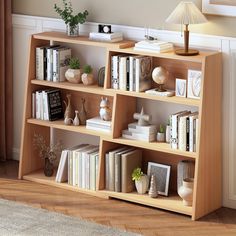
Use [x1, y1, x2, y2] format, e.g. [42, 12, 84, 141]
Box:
[79, 98, 87, 125]
[73, 110, 80, 126]
[65, 69, 81, 83]
[157, 132, 165, 142]
[178, 178, 194, 206]
[165, 125, 171, 143]
[81, 73, 94, 85]
[135, 175, 149, 194]
[64, 94, 73, 119]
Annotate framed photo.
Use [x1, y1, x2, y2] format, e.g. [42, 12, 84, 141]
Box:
[175, 78, 187, 97]
[202, 0, 236, 17]
[147, 162, 171, 196]
[187, 70, 202, 99]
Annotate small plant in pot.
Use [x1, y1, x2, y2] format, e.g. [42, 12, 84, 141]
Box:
[81, 64, 94, 85]
[65, 57, 82, 83]
[157, 124, 165, 142]
[132, 167, 149, 194]
[54, 0, 89, 36]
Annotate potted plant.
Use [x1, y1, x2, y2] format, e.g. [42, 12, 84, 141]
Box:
[65, 57, 82, 83]
[81, 64, 94, 85]
[54, 0, 89, 36]
[132, 167, 149, 194]
[157, 124, 165, 142]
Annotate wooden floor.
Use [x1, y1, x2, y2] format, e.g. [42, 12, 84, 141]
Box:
[1, 161, 236, 236]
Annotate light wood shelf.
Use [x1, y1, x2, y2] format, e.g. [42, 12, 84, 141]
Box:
[100, 190, 192, 216]
[19, 31, 222, 220]
[27, 118, 112, 138]
[23, 170, 108, 199]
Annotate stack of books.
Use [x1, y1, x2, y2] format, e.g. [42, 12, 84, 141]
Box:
[134, 40, 173, 53]
[86, 117, 112, 133]
[170, 110, 199, 152]
[105, 147, 142, 193]
[122, 122, 157, 142]
[89, 32, 123, 42]
[32, 89, 63, 121]
[56, 144, 99, 191]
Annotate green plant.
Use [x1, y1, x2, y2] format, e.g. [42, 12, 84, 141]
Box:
[54, 0, 89, 27]
[69, 57, 80, 69]
[83, 64, 93, 74]
[132, 167, 144, 181]
[159, 124, 165, 133]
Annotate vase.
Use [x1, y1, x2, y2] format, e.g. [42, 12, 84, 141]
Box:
[177, 160, 195, 193]
[73, 110, 80, 126]
[157, 132, 165, 142]
[165, 125, 171, 143]
[65, 69, 82, 83]
[67, 24, 79, 37]
[44, 158, 54, 177]
[64, 94, 73, 119]
[81, 73, 94, 85]
[135, 175, 149, 194]
[79, 98, 87, 125]
[178, 178, 194, 206]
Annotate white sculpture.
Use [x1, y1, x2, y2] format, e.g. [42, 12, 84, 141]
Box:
[99, 97, 112, 121]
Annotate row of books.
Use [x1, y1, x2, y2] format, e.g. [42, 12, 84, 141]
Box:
[105, 147, 142, 193]
[134, 40, 173, 53]
[32, 89, 63, 121]
[170, 110, 199, 152]
[89, 32, 123, 42]
[56, 144, 99, 191]
[36, 45, 71, 82]
[111, 55, 152, 92]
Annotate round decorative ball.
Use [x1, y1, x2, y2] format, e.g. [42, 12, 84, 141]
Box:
[152, 67, 168, 85]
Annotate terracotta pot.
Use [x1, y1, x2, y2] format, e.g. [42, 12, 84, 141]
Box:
[178, 178, 194, 206]
[135, 175, 149, 194]
[65, 69, 82, 83]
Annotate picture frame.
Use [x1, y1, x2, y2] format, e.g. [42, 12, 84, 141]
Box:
[175, 78, 187, 97]
[202, 0, 236, 17]
[147, 162, 171, 196]
[187, 70, 202, 99]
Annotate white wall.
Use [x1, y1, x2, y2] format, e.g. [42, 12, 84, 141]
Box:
[12, 14, 236, 209]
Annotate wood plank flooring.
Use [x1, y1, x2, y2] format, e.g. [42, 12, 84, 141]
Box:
[1, 161, 236, 236]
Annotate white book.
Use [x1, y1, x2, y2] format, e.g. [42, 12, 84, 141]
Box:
[119, 56, 128, 91]
[35, 47, 44, 80]
[86, 125, 111, 133]
[145, 88, 175, 97]
[135, 40, 173, 48]
[32, 92, 36, 118]
[111, 55, 119, 89]
[178, 115, 189, 151]
[129, 56, 135, 92]
[189, 113, 199, 152]
[134, 47, 173, 53]
[86, 117, 112, 127]
[128, 123, 157, 134]
[105, 153, 109, 190]
[89, 152, 99, 191]
[46, 45, 59, 81]
[89, 36, 123, 42]
[35, 91, 41, 119]
[196, 118, 199, 151]
[89, 32, 123, 40]
[55, 150, 68, 182]
[42, 90, 49, 121]
[122, 130, 156, 142]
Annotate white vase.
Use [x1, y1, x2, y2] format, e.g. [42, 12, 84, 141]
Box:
[81, 73, 94, 85]
[65, 69, 81, 83]
[135, 175, 149, 194]
[178, 178, 194, 206]
[157, 132, 165, 142]
[165, 125, 171, 143]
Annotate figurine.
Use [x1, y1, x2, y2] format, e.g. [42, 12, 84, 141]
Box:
[133, 107, 152, 126]
[99, 97, 112, 121]
[148, 175, 158, 198]
[79, 98, 87, 125]
[64, 94, 73, 125]
[73, 110, 80, 126]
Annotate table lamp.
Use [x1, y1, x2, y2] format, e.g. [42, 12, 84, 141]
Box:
[166, 1, 207, 56]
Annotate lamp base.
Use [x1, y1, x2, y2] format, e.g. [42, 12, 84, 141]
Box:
[175, 48, 199, 56]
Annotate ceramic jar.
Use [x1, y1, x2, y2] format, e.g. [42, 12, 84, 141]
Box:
[81, 73, 94, 85]
[178, 178, 194, 206]
[135, 175, 149, 194]
[157, 132, 165, 142]
[65, 69, 82, 83]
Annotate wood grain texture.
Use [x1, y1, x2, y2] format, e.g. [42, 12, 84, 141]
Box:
[1, 161, 236, 236]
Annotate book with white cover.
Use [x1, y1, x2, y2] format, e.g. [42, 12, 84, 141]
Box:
[128, 123, 157, 134]
[105, 153, 109, 190]
[89, 32, 123, 39]
[122, 130, 156, 142]
[86, 117, 112, 127]
[32, 92, 36, 118]
[189, 113, 198, 152]
[178, 115, 189, 151]
[46, 45, 60, 81]
[86, 125, 111, 133]
[119, 56, 129, 91]
[89, 36, 123, 42]
[55, 150, 68, 183]
[90, 152, 99, 191]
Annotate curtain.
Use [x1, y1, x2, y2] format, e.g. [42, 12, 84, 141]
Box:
[0, 0, 12, 161]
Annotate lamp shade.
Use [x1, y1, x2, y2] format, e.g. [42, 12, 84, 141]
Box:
[166, 1, 207, 25]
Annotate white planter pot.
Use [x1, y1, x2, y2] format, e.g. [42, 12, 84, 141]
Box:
[157, 132, 165, 142]
[81, 73, 94, 85]
[178, 178, 194, 206]
[165, 125, 171, 143]
[135, 175, 149, 194]
[65, 69, 81, 83]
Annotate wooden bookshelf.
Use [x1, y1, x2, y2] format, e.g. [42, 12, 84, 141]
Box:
[19, 31, 222, 220]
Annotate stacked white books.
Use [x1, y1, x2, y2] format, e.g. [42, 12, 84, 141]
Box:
[134, 40, 173, 53]
[89, 32, 123, 42]
[86, 116, 112, 133]
[122, 122, 157, 142]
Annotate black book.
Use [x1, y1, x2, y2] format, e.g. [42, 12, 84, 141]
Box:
[47, 89, 63, 121]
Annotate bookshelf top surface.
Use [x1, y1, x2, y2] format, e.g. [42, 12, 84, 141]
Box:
[33, 31, 135, 49]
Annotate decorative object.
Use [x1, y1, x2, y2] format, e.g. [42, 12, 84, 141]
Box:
[202, 0, 236, 17]
[166, 1, 207, 56]
[175, 78, 187, 97]
[152, 66, 168, 92]
[177, 160, 195, 192]
[73, 110, 80, 126]
[165, 120, 171, 143]
[132, 167, 149, 194]
[79, 98, 87, 125]
[133, 107, 151, 126]
[147, 162, 171, 196]
[98, 67, 105, 87]
[148, 175, 158, 198]
[98, 24, 112, 33]
[81, 65, 94, 85]
[33, 133, 62, 177]
[54, 0, 88, 36]
[178, 178, 194, 206]
[99, 97, 112, 121]
[65, 58, 82, 83]
[64, 94, 74, 125]
[187, 70, 202, 99]
[157, 124, 165, 142]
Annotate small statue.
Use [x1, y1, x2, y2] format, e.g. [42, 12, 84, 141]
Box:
[148, 175, 158, 198]
[79, 98, 87, 125]
[133, 107, 152, 126]
[73, 110, 80, 126]
[64, 94, 73, 119]
[99, 97, 112, 121]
